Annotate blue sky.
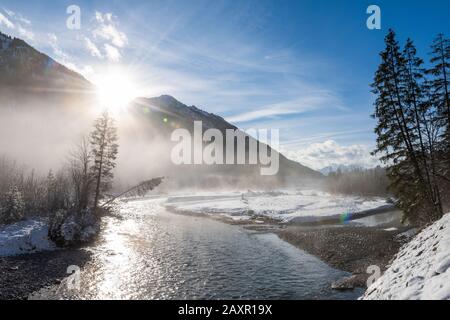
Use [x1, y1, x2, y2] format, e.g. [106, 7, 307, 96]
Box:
[1, 0, 449, 169]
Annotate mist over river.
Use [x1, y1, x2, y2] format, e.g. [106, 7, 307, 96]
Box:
[31, 198, 363, 300]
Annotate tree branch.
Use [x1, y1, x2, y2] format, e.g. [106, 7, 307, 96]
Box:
[101, 177, 164, 208]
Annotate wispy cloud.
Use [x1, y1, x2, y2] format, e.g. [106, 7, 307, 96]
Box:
[281, 140, 379, 170]
[74, 11, 129, 62]
[3, 8, 30, 25]
[226, 92, 341, 123]
[0, 11, 15, 29]
[17, 24, 34, 40]
[84, 36, 103, 58]
[93, 11, 128, 48]
[1, 8, 33, 39]
[104, 43, 121, 62]
[47, 33, 68, 61]
[280, 128, 373, 147]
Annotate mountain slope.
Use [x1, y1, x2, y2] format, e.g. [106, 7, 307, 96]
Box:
[127, 95, 323, 188]
[0, 31, 91, 91]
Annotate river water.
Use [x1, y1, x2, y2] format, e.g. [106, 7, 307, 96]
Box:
[31, 199, 364, 300]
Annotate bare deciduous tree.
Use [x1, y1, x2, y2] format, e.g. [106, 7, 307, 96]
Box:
[68, 136, 93, 211]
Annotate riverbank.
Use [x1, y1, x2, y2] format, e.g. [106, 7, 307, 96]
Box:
[277, 224, 412, 289]
[0, 248, 91, 300]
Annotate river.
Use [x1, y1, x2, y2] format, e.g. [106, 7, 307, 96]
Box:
[31, 198, 364, 300]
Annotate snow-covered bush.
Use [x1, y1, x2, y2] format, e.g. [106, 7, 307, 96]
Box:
[48, 208, 100, 247]
[0, 186, 25, 224]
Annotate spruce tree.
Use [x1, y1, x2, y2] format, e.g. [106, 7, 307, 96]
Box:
[427, 33, 450, 199]
[427, 33, 450, 142]
[402, 39, 443, 218]
[90, 111, 119, 212]
[372, 30, 440, 224]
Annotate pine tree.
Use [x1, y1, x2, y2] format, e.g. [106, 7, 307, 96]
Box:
[426, 34, 450, 193]
[371, 30, 440, 224]
[427, 33, 450, 144]
[90, 111, 119, 212]
[402, 39, 443, 218]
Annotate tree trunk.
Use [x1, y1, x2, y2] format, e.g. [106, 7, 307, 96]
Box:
[93, 127, 106, 212]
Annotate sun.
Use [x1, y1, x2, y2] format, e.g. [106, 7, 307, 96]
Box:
[93, 69, 139, 113]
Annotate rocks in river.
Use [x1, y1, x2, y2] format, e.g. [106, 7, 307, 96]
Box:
[48, 208, 100, 247]
[332, 274, 367, 290]
[332, 276, 357, 290]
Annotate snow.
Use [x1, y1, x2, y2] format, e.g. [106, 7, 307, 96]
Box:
[165, 190, 390, 223]
[362, 213, 450, 300]
[0, 218, 56, 257]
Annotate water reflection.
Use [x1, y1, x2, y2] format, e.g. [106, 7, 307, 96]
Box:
[32, 199, 364, 300]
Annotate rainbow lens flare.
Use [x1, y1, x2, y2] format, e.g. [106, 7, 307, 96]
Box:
[340, 212, 352, 224]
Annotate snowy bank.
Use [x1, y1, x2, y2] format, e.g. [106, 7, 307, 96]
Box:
[165, 190, 390, 223]
[362, 213, 450, 300]
[0, 218, 56, 257]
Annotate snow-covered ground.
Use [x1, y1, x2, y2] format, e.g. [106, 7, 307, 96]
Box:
[362, 213, 450, 300]
[165, 190, 390, 223]
[0, 218, 56, 257]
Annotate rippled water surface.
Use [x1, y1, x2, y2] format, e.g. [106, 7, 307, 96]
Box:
[33, 199, 363, 300]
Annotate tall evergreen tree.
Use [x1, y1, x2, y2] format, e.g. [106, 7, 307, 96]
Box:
[90, 111, 119, 212]
[372, 30, 441, 224]
[427, 34, 450, 152]
[402, 39, 443, 217]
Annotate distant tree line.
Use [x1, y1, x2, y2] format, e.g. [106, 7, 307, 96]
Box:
[325, 166, 391, 197]
[372, 30, 450, 226]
